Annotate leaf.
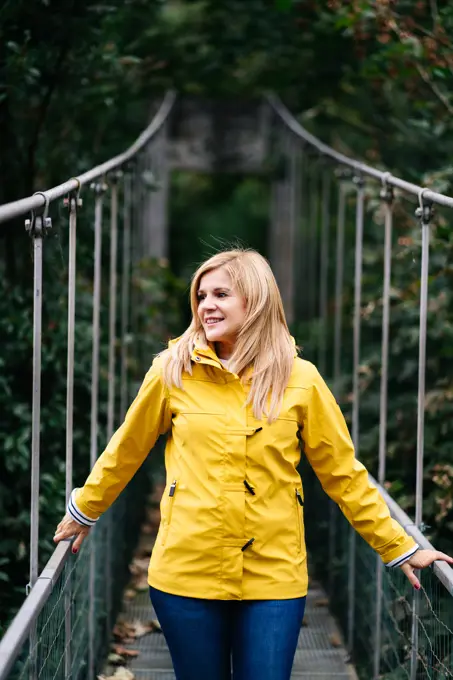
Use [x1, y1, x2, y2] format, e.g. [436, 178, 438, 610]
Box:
[107, 654, 125, 666]
[130, 620, 155, 638]
[314, 598, 329, 608]
[150, 618, 162, 632]
[329, 633, 342, 648]
[98, 668, 135, 680]
[111, 646, 140, 659]
[113, 620, 158, 640]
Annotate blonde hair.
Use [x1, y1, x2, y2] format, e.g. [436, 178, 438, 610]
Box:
[161, 249, 297, 422]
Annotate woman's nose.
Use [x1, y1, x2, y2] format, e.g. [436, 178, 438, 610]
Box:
[200, 296, 216, 311]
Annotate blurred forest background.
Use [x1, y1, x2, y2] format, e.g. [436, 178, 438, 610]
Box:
[2, 0, 453, 631]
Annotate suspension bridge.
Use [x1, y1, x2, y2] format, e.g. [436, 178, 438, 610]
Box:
[0, 91, 452, 680]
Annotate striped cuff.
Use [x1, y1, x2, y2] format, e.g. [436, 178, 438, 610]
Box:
[385, 545, 419, 568]
[67, 489, 98, 528]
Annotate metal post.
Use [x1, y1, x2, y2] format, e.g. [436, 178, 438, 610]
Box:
[65, 192, 80, 503]
[106, 175, 119, 635]
[329, 176, 347, 596]
[107, 177, 119, 442]
[319, 166, 331, 376]
[90, 184, 107, 467]
[292, 146, 303, 322]
[347, 176, 365, 656]
[410, 192, 432, 680]
[28, 223, 44, 591]
[373, 180, 394, 679]
[269, 129, 295, 325]
[308, 160, 319, 322]
[64, 190, 81, 680]
[120, 172, 132, 421]
[25, 199, 51, 680]
[333, 179, 347, 397]
[296, 149, 307, 323]
[88, 182, 106, 680]
[286, 137, 297, 326]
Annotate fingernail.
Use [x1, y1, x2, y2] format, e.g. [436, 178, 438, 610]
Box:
[414, 583, 420, 590]
[72, 548, 78, 555]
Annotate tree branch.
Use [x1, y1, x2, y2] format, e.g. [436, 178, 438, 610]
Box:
[389, 19, 453, 116]
[415, 62, 453, 115]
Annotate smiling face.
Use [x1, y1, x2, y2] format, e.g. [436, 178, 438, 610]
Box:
[197, 267, 247, 359]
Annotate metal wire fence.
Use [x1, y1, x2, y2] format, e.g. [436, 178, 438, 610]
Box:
[4, 456, 156, 680]
[303, 459, 453, 679]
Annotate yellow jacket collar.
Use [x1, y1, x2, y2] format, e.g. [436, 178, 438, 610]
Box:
[191, 332, 222, 366]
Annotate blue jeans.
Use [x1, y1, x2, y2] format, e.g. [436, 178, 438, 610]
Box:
[149, 586, 306, 680]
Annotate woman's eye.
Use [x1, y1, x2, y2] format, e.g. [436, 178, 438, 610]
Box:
[217, 292, 227, 298]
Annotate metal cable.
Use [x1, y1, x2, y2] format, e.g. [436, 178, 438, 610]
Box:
[373, 182, 394, 679]
[333, 182, 346, 397]
[120, 172, 132, 421]
[267, 94, 453, 209]
[318, 166, 331, 375]
[0, 92, 176, 226]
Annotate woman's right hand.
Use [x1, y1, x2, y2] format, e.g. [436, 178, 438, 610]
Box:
[54, 513, 91, 554]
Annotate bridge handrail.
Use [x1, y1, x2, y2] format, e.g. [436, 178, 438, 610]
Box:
[0, 543, 71, 680]
[372, 476, 453, 596]
[0, 90, 176, 225]
[267, 93, 453, 209]
[1, 475, 451, 680]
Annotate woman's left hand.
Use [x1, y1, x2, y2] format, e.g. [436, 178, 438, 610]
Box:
[400, 550, 453, 589]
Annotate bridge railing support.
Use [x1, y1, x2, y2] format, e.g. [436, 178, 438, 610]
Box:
[268, 93, 453, 679]
[0, 92, 175, 680]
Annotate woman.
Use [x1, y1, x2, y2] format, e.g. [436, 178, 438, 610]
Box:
[54, 249, 453, 680]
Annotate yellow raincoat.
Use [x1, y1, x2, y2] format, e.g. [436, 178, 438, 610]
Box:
[72, 339, 417, 600]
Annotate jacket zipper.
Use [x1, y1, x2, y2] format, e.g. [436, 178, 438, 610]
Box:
[295, 489, 303, 553]
[162, 480, 177, 545]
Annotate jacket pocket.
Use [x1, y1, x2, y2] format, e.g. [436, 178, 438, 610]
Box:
[161, 479, 177, 546]
[295, 488, 304, 555]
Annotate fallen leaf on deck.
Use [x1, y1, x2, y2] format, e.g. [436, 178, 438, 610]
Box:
[107, 653, 125, 666]
[129, 557, 149, 575]
[136, 536, 155, 556]
[150, 618, 162, 632]
[98, 667, 135, 680]
[314, 598, 329, 607]
[113, 623, 132, 641]
[114, 619, 158, 640]
[111, 645, 140, 658]
[131, 575, 149, 592]
[131, 620, 156, 638]
[123, 589, 137, 602]
[329, 633, 342, 648]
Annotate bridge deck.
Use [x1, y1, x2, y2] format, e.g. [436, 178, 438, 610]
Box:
[107, 578, 357, 680]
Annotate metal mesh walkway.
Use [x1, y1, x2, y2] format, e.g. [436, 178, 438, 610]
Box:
[102, 506, 357, 680]
[107, 580, 357, 679]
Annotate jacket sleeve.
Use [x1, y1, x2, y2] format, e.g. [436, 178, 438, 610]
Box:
[300, 365, 418, 567]
[68, 357, 171, 525]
